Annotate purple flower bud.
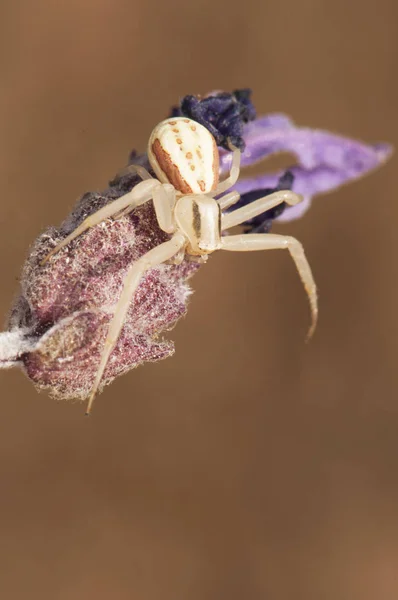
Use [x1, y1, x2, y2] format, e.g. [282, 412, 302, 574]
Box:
[170, 89, 256, 151]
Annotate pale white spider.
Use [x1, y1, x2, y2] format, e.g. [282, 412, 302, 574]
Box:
[42, 117, 318, 414]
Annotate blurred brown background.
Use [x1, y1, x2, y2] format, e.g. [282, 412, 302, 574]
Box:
[0, 0, 397, 598]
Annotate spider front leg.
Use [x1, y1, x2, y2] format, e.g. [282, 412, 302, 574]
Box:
[114, 182, 176, 228]
[114, 163, 153, 182]
[41, 179, 160, 265]
[217, 190, 241, 211]
[221, 190, 303, 230]
[221, 233, 318, 340]
[151, 183, 176, 233]
[212, 144, 241, 196]
[85, 232, 186, 415]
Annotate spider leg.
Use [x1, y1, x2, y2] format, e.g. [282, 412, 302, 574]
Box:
[114, 181, 176, 228]
[221, 190, 302, 231]
[41, 179, 159, 265]
[115, 163, 153, 181]
[152, 184, 176, 233]
[211, 143, 241, 196]
[85, 232, 186, 415]
[221, 233, 318, 340]
[217, 190, 241, 211]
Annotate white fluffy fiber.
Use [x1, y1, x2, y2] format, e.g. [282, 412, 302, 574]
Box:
[0, 329, 34, 367]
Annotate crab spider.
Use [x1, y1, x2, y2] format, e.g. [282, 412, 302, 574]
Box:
[41, 117, 318, 414]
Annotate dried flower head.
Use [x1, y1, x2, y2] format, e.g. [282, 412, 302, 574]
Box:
[0, 90, 392, 403]
[170, 89, 256, 151]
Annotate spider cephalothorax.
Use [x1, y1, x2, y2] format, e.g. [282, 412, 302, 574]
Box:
[41, 116, 318, 414]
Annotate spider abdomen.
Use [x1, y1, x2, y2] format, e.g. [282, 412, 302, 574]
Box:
[174, 195, 222, 255]
[148, 117, 219, 195]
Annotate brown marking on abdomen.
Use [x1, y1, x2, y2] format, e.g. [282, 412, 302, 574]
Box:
[211, 137, 220, 191]
[152, 138, 193, 194]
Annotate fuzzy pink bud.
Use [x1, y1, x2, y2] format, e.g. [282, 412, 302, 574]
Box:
[2, 177, 199, 400]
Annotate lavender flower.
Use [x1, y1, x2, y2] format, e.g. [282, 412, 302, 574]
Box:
[226, 113, 393, 223]
[0, 91, 392, 402]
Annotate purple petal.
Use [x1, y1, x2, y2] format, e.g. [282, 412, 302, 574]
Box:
[220, 115, 393, 221]
[244, 113, 295, 133]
